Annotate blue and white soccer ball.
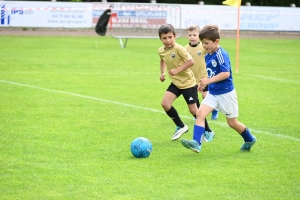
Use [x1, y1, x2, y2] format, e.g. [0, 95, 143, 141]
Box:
[130, 137, 152, 158]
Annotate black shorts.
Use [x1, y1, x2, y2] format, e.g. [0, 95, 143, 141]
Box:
[167, 83, 199, 105]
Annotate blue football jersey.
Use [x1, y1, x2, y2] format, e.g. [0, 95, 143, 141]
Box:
[205, 47, 234, 95]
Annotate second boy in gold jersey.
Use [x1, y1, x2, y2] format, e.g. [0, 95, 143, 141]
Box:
[185, 25, 219, 121]
[185, 25, 216, 142]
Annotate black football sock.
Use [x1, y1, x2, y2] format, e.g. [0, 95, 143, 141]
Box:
[196, 100, 200, 108]
[204, 118, 211, 132]
[166, 106, 185, 128]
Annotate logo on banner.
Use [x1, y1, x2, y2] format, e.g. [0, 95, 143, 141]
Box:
[1, 3, 24, 26]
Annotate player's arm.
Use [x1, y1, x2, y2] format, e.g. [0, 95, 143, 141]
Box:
[200, 72, 230, 87]
[201, 55, 231, 86]
[160, 60, 166, 82]
[177, 58, 194, 73]
[207, 72, 229, 84]
[169, 58, 194, 76]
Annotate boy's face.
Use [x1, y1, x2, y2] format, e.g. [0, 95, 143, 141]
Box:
[201, 38, 220, 54]
[160, 32, 176, 48]
[187, 30, 199, 45]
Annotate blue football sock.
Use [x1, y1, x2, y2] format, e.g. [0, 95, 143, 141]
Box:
[193, 125, 205, 145]
[241, 128, 254, 142]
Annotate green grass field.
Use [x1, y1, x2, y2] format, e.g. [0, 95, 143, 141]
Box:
[0, 35, 299, 199]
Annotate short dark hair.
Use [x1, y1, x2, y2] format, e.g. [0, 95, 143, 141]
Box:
[199, 25, 220, 42]
[158, 24, 176, 38]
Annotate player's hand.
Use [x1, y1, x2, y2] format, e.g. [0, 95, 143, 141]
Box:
[198, 84, 206, 92]
[160, 73, 165, 82]
[198, 84, 202, 92]
[200, 77, 209, 87]
[168, 69, 177, 76]
[199, 78, 209, 91]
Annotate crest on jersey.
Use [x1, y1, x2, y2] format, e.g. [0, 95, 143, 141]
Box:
[197, 51, 202, 56]
[171, 53, 175, 58]
[211, 60, 217, 67]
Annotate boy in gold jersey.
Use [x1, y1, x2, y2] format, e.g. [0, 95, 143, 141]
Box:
[185, 25, 216, 142]
[185, 25, 219, 121]
[158, 24, 196, 140]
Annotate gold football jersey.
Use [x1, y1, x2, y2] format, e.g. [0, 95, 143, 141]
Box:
[185, 43, 208, 85]
[158, 43, 196, 89]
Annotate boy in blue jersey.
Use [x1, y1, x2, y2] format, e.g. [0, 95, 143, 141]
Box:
[185, 25, 216, 142]
[181, 25, 256, 153]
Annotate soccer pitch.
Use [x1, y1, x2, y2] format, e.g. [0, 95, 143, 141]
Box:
[0, 35, 299, 199]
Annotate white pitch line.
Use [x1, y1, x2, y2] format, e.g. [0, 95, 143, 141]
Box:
[0, 72, 158, 75]
[0, 80, 164, 114]
[1, 79, 299, 142]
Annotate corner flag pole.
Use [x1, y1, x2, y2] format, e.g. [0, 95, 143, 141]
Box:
[236, 5, 240, 73]
[222, 0, 241, 73]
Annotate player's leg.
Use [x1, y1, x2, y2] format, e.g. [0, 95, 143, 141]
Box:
[183, 85, 199, 117]
[201, 91, 207, 99]
[181, 93, 216, 153]
[181, 104, 213, 153]
[161, 83, 188, 140]
[192, 85, 200, 121]
[202, 86, 219, 120]
[226, 118, 256, 151]
[219, 89, 256, 151]
[184, 86, 212, 134]
[201, 85, 208, 99]
[199, 86, 215, 141]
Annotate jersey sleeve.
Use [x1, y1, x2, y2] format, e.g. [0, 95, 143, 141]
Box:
[158, 47, 164, 61]
[177, 45, 192, 61]
[216, 50, 231, 72]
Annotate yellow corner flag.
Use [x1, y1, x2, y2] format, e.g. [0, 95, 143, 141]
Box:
[222, 0, 241, 7]
[222, 0, 242, 73]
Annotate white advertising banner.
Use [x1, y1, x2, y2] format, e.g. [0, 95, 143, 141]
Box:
[180, 5, 300, 31]
[0, 1, 92, 28]
[1, 1, 300, 31]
